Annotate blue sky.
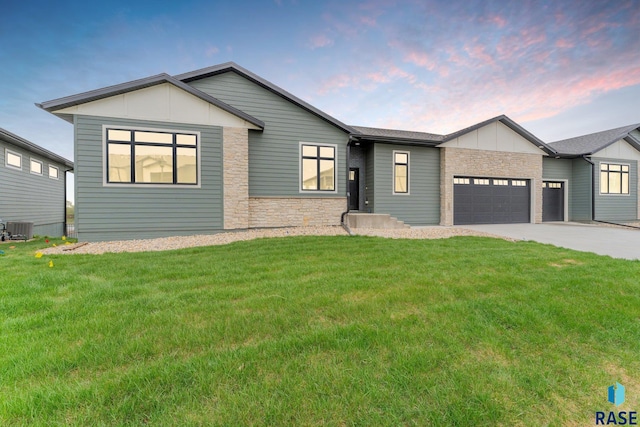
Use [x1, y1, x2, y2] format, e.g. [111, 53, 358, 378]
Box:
[2, 0, 640, 170]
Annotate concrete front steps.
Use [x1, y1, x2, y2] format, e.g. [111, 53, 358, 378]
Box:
[345, 213, 410, 229]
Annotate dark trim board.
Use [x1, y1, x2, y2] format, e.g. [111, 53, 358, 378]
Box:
[454, 177, 530, 225]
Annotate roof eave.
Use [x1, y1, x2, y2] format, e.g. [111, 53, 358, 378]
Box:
[352, 134, 442, 146]
[0, 128, 74, 170]
[37, 73, 265, 130]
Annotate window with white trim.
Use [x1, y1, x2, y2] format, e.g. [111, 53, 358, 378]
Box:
[301, 144, 335, 191]
[106, 128, 198, 185]
[393, 151, 409, 194]
[493, 179, 508, 186]
[512, 180, 527, 187]
[30, 159, 43, 175]
[5, 150, 21, 169]
[600, 163, 629, 194]
[474, 178, 490, 185]
[454, 177, 470, 184]
[49, 165, 59, 180]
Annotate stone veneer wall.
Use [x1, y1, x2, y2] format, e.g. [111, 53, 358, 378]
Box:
[223, 127, 249, 229]
[248, 197, 346, 228]
[440, 147, 543, 226]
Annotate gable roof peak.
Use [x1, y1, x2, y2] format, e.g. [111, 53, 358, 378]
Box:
[549, 123, 640, 156]
[175, 62, 356, 134]
[37, 72, 264, 129]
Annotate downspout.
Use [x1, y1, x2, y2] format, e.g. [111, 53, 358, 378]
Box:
[63, 170, 67, 237]
[340, 136, 355, 235]
[581, 155, 595, 221]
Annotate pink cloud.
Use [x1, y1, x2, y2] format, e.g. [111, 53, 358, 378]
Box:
[308, 34, 334, 49]
[360, 16, 377, 26]
[555, 38, 574, 49]
[485, 14, 507, 28]
[404, 51, 436, 70]
[463, 42, 495, 67]
[317, 74, 357, 95]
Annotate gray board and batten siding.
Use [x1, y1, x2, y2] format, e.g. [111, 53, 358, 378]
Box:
[370, 143, 440, 225]
[365, 145, 375, 212]
[186, 71, 350, 198]
[571, 158, 593, 221]
[1, 139, 68, 237]
[74, 115, 223, 242]
[592, 156, 638, 221]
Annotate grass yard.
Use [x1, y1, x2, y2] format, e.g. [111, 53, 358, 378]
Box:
[1, 235, 639, 426]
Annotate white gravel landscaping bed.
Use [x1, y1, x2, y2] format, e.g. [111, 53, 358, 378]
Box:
[41, 226, 513, 255]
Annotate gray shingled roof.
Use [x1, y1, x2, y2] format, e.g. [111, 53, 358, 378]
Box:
[549, 124, 640, 155]
[37, 73, 265, 129]
[0, 128, 74, 170]
[176, 62, 356, 134]
[350, 125, 444, 143]
[351, 115, 557, 155]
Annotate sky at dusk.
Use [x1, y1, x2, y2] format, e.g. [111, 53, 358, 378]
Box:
[2, 0, 640, 174]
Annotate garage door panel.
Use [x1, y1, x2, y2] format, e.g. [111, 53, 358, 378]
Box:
[454, 177, 530, 225]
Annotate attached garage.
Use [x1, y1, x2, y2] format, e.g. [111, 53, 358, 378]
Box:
[454, 177, 531, 225]
[542, 181, 565, 221]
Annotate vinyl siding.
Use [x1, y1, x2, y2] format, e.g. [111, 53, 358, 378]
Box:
[542, 157, 572, 218]
[1, 140, 67, 236]
[593, 157, 638, 221]
[372, 143, 440, 225]
[187, 72, 349, 197]
[74, 115, 223, 242]
[571, 158, 592, 221]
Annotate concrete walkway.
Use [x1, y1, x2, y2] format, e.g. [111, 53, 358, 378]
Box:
[458, 223, 640, 260]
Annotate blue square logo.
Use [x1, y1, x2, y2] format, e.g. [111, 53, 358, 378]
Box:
[608, 382, 625, 406]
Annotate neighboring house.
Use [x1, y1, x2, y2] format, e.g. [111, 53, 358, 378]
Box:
[0, 128, 74, 237]
[36, 62, 640, 241]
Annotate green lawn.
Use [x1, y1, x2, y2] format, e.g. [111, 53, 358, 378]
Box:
[1, 235, 639, 426]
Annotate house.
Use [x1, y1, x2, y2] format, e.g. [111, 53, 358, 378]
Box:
[36, 62, 640, 241]
[1, 128, 74, 237]
[545, 124, 640, 223]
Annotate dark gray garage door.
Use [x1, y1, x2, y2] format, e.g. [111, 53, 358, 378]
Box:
[454, 177, 530, 225]
[542, 181, 564, 222]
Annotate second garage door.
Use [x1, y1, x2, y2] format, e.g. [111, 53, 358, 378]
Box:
[454, 177, 530, 225]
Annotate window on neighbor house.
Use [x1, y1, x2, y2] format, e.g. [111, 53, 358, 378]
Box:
[5, 150, 21, 169]
[106, 128, 198, 185]
[393, 151, 409, 194]
[30, 159, 43, 175]
[600, 163, 629, 194]
[49, 165, 59, 179]
[301, 144, 336, 191]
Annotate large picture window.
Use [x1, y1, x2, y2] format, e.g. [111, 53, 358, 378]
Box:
[600, 163, 629, 194]
[106, 128, 198, 185]
[393, 151, 409, 194]
[301, 143, 335, 191]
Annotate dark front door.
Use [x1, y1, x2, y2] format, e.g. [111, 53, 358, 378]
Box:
[542, 181, 564, 221]
[349, 168, 359, 210]
[454, 177, 530, 225]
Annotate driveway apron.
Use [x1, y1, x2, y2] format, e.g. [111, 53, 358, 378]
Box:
[459, 223, 640, 260]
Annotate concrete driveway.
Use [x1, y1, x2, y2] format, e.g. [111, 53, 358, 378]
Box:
[459, 223, 640, 260]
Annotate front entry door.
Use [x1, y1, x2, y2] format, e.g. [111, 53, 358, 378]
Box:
[542, 181, 564, 221]
[349, 168, 359, 210]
